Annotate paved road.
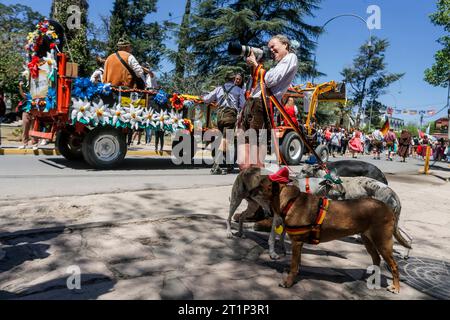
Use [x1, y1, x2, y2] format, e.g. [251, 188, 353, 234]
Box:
[0, 153, 449, 300]
[1, 153, 449, 200]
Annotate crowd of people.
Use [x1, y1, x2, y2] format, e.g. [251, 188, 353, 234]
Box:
[312, 125, 449, 163]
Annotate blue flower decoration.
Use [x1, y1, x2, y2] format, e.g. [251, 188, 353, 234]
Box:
[154, 89, 168, 105]
[44, 88, 56, 112]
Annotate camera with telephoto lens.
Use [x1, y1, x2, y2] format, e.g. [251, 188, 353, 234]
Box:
[227, 41, 271, 62]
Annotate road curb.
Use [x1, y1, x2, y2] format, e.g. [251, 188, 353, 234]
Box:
[0, 148, 213, 157]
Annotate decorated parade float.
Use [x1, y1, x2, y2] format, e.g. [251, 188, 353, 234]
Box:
[24, 20, 208, 169]
[23, 19, 346, 169]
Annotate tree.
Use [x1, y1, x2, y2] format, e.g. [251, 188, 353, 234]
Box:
[189, 0, 322, 79]
[107, 0, 170, 69]
[51, 0, 91, 76]
[0, 3, 43, 105]
[175, 0, 192, 80]
[424, 0, 450, 88]
[341, 37, 404, 127]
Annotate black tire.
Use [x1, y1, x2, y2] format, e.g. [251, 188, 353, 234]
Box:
[171, 133, 197, 160]
[81, 127, 127, 169]
[55, 130, 84, 161]
[315, 144, 329, 163]
[280, 131, 304, 165]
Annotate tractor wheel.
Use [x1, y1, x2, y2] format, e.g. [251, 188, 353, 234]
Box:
[280, 131, 304, 165]
[81, 127, 127, 169]
[55, 130, 84, 161]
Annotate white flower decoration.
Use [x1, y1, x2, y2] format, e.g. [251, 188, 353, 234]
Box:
[169, 111, 184, 131]
[40, 50, 57, 75]
[142, 108, 156, 128]
[154, 110, 170, 130]
[124, 104, 144, 130]
[71, 98, 92, 123]
[112, 103, 128, 126]
[91, 100, 111, 126]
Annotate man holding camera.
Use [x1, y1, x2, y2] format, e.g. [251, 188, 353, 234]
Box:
[203, 72, 246, 175]
[238, 34, 298, 168]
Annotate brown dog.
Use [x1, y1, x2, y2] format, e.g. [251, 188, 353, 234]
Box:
[260, 177, 401, 294]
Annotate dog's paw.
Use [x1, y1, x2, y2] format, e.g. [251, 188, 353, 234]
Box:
[387, 284, 400, 294]
[234, 231, 245, 238]
[226, 231, 233, 239]
[270, 252, 280, 260]
[278, 276, 294, 288]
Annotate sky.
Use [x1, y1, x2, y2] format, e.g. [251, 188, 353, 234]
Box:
[2, 0, 449, 125]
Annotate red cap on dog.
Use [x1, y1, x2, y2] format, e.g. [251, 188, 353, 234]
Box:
[268, 167, 290, 184]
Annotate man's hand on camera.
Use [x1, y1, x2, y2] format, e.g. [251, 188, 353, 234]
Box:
[246, 50, 258, 68]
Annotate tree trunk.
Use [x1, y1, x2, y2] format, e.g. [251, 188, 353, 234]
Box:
[175, 0, 191, 80]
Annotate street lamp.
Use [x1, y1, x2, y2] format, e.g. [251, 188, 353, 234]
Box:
[311, 14, 372, 85]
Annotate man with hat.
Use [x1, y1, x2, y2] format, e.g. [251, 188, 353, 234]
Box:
[103, 37, 146, 89]
[203, 71, 246, 175]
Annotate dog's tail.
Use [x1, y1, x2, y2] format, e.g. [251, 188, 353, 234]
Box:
[391, 192, 412, 249]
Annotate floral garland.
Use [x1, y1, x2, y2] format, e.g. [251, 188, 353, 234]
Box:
[70, 99, 187, 132]
[26, 20, 60, 79]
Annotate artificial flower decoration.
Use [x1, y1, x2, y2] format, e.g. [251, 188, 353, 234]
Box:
[40, 51, 58, 82]
[91, 100, 111, 126]
[169, 111, 185, 131]
[154, 89, 168, 105]
[183, 100, 195, 109]
[112, 104, 129, 127]
[142, 108, 156, 128]
[44, 88, 57, 112]
[123, 105, 144, 130]
[170, 93, 185, 111]
[70, 98, 92, 125]
[154, 110, 170, 130]
[183, 118, 194, 132]
[28, 56, 40, 79]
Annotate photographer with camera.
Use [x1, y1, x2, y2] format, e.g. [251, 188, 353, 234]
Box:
[232, 34, 298, 169]
[203, 71, 246, 175]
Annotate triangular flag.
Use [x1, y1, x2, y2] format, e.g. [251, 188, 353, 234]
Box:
[425, 125, 430, 135]
[380, 118, 390, 135]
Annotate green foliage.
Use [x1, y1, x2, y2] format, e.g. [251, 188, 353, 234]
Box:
[425, 0, 450, 88]
[189, 0, 322, 78]
[107, 0, 171, 68]
[0, 3, 44, 105]
[51, 0, 91, 76]
[341, 37, 404, 126]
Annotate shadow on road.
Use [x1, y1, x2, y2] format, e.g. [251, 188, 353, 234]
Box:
[45, 157, 221, 171]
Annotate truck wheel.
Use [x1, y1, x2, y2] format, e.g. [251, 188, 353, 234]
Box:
[315, 144, 329, 163]
[55, 130, 83, 160]
[280, 131, 304, 165]
[82, 127, 127, 169]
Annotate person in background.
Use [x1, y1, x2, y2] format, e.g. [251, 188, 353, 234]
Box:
[282, 97, 299, 127]
[371, 127, 384, 160]
[90, 56, 105, 84]
[203, 71, 245, 174]
[0, 89, 6, 124]
[17, 81, 38, 149]
[103, 37, 145, 89]
[384, 128, 396, 161]
[329, 127, 341, 157]
[340, 129, 349, 156]
[398, 129, 412, 162]
[348, 128, 364, 158]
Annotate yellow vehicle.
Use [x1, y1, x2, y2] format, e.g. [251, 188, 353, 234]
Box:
[274, 81, 346, 164]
